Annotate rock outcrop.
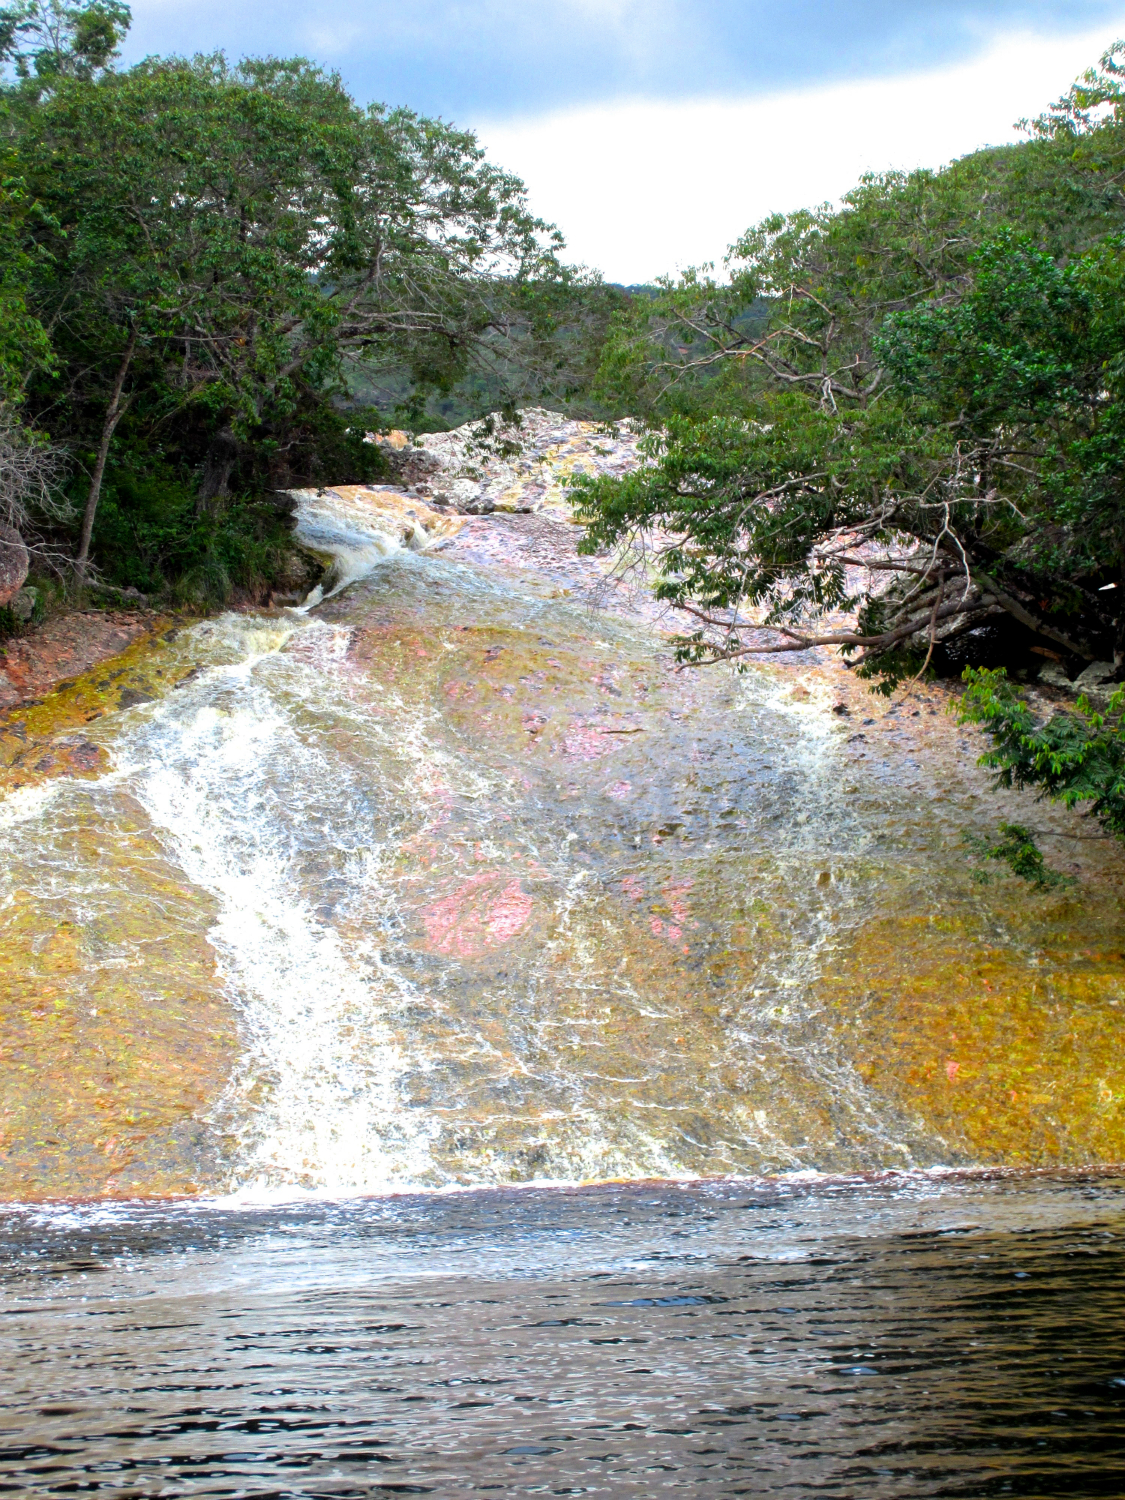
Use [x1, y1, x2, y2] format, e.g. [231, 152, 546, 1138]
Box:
[9, 587, 37, 622]
[0, 610, 156, 712]
[0, 524, 29, 606]
[1036, 657, 1122, 707]
[374, 408, 646, 517]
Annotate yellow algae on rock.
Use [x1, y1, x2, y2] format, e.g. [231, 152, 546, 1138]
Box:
[819, 895, 1125, 1165]
[0, 616, 260, 1198]
[0, 810, 235, 1199]
[2, 453, 1124, 1201]
[0, 618, 200, 796]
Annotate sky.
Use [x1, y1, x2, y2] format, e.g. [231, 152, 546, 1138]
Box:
[123, 1, 1125, 281]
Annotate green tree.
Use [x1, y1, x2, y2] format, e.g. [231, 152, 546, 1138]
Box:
[576, 44, 1125, 684]
[0, 172, 60, 549]
[0, 176, 51, 399]
[0, 0, 130, 88]
[8, 45, 591, 582]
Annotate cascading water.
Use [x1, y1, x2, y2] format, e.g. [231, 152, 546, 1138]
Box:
[109, 617, 438, 1194]
[3, 472, 1124, 1496]
[4, 480, 1123, 1201]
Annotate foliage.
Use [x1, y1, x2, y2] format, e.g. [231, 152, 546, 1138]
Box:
[0, 174, 59, 542]
[13, 51, 569, 465]
[0, 0, 612, 599]
[0, 177, 51, 399]
[963, 822, 1075, 891]
[90, 464, 297, 605]
[574, 42, 1125, 697]
[878, 229, 1125, 603]
[958, 667, 1125, 837]
[0, 0, 129, 88]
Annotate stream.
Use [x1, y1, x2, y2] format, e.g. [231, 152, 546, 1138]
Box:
[1, 482, 1123, 1492]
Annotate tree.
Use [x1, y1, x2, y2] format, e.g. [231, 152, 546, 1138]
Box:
[0, 0, 130, 88]
[0, 170, 62, 561]
[7, 45, 594, 581]
[0, 176, 51, 400]
[575, 44, 1125, 687]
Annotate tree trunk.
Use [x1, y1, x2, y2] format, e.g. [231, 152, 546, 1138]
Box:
[197, 426, 240, 514]
[75, 328, 138, 581]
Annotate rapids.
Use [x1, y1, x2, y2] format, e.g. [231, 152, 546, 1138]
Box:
[1, 483, 1123, 1197]
[3, 478, 1124, 1495]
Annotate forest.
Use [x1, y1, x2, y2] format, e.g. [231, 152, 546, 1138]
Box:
[0, 0, 614, 606]
[1, 1, 1123, 845]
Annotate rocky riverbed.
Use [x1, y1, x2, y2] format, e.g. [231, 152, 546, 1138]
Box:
[1, 410, 1123, 1200]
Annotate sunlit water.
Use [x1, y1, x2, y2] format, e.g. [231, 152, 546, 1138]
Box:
[2, 490, 1123, 1489]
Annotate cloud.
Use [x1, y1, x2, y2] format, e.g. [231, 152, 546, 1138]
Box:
[119, 3, 1125, 281]
[123, 0, 1125, 117]
[476, 22, 1125, 283]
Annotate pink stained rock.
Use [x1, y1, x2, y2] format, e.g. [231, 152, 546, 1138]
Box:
[485, 880, 534, 942]
[562, 725, 620, 760]
[422, 873, 534, 959]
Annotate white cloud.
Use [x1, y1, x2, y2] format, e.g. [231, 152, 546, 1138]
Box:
[476, 21, 1125, 282]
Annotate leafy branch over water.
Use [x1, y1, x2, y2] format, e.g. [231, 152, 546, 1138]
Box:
[572, 40, 1125, 842]
[959, 670, 1125, 837]
[963, 824, 1076, 891]
[956, 667, 1125, 881]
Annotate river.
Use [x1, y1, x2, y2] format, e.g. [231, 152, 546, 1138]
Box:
[1, 472, 1123, 1491]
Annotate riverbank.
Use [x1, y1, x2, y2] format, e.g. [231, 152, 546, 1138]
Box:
[0, 612, 204, 796]
[0, 608, 162, 712]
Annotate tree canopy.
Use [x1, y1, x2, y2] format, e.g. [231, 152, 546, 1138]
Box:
[573, 42, 1125, 845]
[0, 0, 611, 600]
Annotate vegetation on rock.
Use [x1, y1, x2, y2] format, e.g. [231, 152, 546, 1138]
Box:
[0, 0, 613, 603]
[573, 42, 1125, 851]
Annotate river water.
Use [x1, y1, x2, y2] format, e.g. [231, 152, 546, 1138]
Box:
[1, 484, 1124, 1491]
[3, 1173, 1124, 1496]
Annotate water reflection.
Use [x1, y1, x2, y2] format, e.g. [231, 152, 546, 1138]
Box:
[2, 1174, 1122, 1495]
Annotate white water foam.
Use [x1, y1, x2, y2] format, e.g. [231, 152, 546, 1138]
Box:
[112, 612, 439, 1194]
[291, 487, 407, 606]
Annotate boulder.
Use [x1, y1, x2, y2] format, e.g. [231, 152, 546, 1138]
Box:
[1036, 662, 1073, 691]
[267, 489, 300, 520]
[0, 524, 29, 606]
[1074, 660, 1119, 692]
[1037, 657, 1120, 706]
[9, 586, 37, 623]
[1073, 659, 1121, 708]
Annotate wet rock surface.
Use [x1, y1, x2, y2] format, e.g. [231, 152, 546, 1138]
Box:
[0, 618, 200, 795]
[0, 610, 160, 713]
[2, 410, 1124, 1200]
[378, 407, 645, 517]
